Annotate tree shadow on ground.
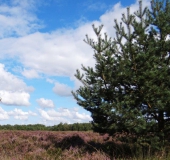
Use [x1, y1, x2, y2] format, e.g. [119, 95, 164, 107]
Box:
[51, 134, 139, 159]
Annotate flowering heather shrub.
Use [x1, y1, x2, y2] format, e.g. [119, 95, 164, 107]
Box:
[0, 131, 112, 160]
[61, 146, 110, 160]
[0, 131, 169, 160]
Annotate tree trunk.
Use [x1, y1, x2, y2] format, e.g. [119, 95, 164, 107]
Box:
[158, 111, 164, 132]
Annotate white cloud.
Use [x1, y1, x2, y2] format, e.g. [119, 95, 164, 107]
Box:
[46, 78, 55, 84]
[37, 98, 55, 108]
[53, 82, 72, 97]
[0, 63, 33, 106]
[47, 78, 80, 97]
[0, 107, 37, 121]
[0, 107, 9, 120]
[8, 108, 37, 120]
[0, 90, 30, 106]
[38, 108, 92, 124]
[38, 109, 53, 121]
[0, 23, 97, 78]
[22, 68, 40, 79]
[0, 0, 42, 38]
[0, 63, 33, 92]
[75, 112, 91, 121]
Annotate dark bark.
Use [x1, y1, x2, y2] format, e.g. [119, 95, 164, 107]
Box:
[158, 111, 164, 132]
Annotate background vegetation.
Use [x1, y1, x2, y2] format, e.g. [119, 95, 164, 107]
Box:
[0, 123, 92, 131]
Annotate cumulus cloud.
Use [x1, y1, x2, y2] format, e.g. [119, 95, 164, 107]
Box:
[0, 63, 33, 92]
[8, 108, 37, 120]
[53, 82, 72, 97]
[38, 108, 92, 124]
[47, 78, 78, 97]
[21, 68, 40, 79]
[0, 29, 95, 77]
[0, 63, 33, 106]
[0, 107, 37, 121]
[0, 0, 42, 38]
[0, 107, 9, 120]
[0, 91, 30, 106]
[46, 78, 55, 84]
[37, 98, 55, 108]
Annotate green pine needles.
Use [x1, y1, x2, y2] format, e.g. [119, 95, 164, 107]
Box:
[72, 0, 170, 153]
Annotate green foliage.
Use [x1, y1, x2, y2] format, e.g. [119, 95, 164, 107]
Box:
[72, 0, 170, 151]
[0, 123, 92, 131]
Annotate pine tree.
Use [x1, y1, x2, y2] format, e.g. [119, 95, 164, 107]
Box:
[72, 0, 170, 144]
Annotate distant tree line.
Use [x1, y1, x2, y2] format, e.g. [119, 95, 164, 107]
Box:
[0, 123, 92, 131]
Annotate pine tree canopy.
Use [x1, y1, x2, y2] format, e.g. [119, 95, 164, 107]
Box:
[72, 0, 170, 139]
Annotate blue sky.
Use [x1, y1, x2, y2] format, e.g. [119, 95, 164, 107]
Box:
[0, 0, 150, 125]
